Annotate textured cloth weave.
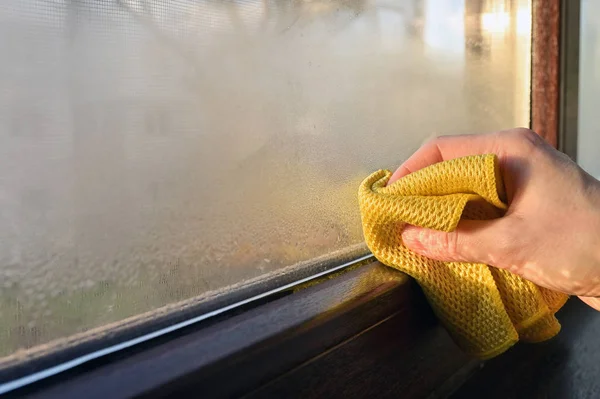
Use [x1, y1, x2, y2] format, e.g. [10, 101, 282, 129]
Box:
[358, 154, 568, 359]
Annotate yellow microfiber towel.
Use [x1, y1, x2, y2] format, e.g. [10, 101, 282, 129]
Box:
[358, 154, 569, 359]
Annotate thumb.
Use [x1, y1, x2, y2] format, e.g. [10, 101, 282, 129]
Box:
[401, 218, 514, 265]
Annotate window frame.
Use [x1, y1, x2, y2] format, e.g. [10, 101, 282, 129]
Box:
[0, 248, 372, 391]
[531, 0, 580, 159]
[0, 0, 581, 397]
[9, 262, 480, 399]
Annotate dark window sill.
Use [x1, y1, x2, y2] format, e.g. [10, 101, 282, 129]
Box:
[452, 298, 600, 399]
[8, 261, 477, 398]
[6, 258, 600, 399]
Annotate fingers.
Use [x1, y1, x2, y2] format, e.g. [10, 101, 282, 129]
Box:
[388, 133, 501, 185]
[401, 218, 519, 268]
[387, 128, 541, 186]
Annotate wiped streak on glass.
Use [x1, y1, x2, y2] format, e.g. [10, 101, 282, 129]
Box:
[0, 0, 530, 358]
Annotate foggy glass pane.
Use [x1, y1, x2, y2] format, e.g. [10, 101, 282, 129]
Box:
[0, 0, 531, 360]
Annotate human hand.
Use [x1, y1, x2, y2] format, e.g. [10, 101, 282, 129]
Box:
[389, 128, 600, 310]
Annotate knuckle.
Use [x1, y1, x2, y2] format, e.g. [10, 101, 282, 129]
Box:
[441, 231, 461, 260]
[508, 128, 544, 152]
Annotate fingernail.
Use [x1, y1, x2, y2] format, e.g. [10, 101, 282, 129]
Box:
[402, 225, 425, 250]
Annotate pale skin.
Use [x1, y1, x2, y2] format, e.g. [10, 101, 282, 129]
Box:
[388, 128, 600, 311]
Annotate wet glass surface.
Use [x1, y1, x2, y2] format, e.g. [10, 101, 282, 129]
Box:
[0, 0, 530, 359]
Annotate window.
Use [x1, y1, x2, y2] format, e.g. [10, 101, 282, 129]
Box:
[0, 0, 535, 394]
[579, 0, 600, 177]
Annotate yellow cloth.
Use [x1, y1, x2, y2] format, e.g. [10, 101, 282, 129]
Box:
[358, 154, 568, 359]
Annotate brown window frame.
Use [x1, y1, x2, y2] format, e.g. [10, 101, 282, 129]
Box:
[532, 0, 580, 157]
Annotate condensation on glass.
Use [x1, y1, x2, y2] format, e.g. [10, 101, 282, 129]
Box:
[578, 0, 600, 177]
[0, 0, 530, 359]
